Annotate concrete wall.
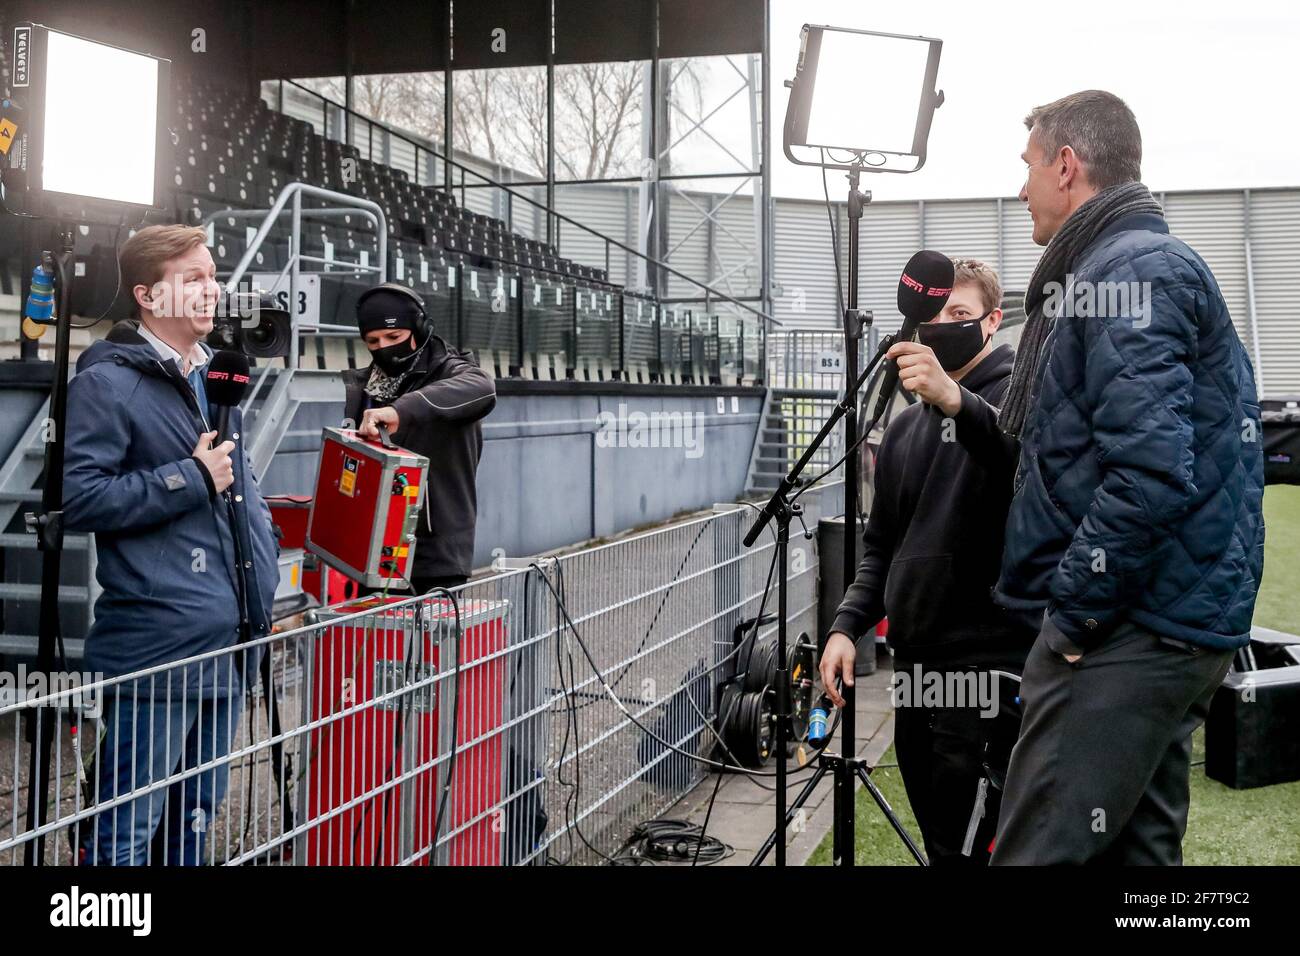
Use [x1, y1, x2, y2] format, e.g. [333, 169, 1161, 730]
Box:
[255, 380, 765, 567]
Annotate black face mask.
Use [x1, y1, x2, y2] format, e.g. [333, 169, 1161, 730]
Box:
[369, 333, 425, 377]
[916, 314, 989, 372]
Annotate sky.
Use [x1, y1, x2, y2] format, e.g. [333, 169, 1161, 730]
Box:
[760, 0, 1300, 202]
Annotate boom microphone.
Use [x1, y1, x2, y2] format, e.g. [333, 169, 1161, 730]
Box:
[742, 252, 956, 551]
[205, 349, 251, 446]
[872, 251, 955, 420]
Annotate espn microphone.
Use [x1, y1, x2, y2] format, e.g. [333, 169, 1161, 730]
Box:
[205, 349, 252, 446]
[872, 251, 955, 421]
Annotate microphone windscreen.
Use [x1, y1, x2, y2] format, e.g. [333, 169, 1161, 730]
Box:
[897, 251, 956, 324]
[206, 349, 251, 408]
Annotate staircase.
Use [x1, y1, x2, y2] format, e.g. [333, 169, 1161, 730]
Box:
[744, 386, 843, 496]
[0, 395, 96, 660]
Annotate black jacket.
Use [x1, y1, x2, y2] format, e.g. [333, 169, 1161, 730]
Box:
[831, 344, 1034, 665]
[342, 334, 496, 579]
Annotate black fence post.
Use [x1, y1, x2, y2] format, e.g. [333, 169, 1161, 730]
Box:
[512, 271, 524, 378]
[618, 293, 627, 382]
[653, 305, 663, 384]
[567, 286, 578, 380]
[454, 262, 464, 351]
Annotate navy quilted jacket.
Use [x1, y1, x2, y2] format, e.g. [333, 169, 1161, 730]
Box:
[993, 211, 1265, 651]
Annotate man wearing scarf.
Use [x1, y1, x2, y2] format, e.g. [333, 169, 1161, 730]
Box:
[988, 92, 1264, 865]
[342, 283, 496, 591]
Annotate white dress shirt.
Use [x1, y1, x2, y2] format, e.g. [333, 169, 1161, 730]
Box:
[137, 321, 209, 376]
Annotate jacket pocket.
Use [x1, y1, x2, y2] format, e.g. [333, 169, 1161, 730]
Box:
[883, 554, 987, 648]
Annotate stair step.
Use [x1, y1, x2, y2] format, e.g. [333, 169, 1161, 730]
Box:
[0, 532, 89, 550]
[0, 633, 86, 660]
[0, 583, 90, 602]
[0, 490, 42, 503]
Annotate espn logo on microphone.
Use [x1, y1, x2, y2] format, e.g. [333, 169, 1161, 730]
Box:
[206, 370, 251, 386]
[900, 271, 953, 297]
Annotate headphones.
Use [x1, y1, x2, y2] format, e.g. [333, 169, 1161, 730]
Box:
[357, 282, 431, 344]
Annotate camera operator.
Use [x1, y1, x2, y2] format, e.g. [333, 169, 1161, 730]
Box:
[63, 224, 280, 865]
[819, 259, 1035, 865]
[344, 283, 496, 591]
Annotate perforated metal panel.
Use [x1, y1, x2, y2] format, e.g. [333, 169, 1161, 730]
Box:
[772, 199, 843, 328]
[1250, 190, 1300, 396]
[555, 182, 634, 276]
[855, 202, 922, 335]
[1164, 192, 1250, 347]
[923, 199, 1000, 266]
[1000, 199, 1042, 292]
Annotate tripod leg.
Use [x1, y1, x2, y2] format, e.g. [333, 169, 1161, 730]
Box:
[856, 764, 928, 865]
[750, 763, 829, 866]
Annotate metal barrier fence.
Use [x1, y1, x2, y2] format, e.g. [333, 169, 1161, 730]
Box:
[766, 327, 872, 392]
[0, 484, 840, 866]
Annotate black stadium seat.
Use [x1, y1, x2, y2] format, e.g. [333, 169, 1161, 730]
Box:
[144, 74, 731, 385]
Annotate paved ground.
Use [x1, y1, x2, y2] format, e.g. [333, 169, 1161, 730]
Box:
[675, 660, 895, 866]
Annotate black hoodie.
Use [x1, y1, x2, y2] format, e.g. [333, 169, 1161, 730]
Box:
[831, 343, 1034, 665]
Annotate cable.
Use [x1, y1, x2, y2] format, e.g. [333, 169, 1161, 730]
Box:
[555, 559, 615, 864]
[615, 819, 732, 866]
[790, 341, 899, 505]
[820, 148, 846, 321]
[528, 560, 823, 781]
[69, 212, 141, 329]
[559, 517, 714, 714]
[428, 588, 463, 862]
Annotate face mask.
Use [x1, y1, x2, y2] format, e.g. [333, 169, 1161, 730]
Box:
[916, 314, 989, 372]
[369, 332, 426, 377]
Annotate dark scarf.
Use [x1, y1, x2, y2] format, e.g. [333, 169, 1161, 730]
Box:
[362, 332, 439, 403]
[998, 181, 1164, 438]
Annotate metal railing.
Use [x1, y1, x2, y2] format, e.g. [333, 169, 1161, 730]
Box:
[0, 485, 840, 866]
[206, 182, 388, 370]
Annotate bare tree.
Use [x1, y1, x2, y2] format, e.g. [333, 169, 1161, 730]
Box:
[308, 60, 706, 184]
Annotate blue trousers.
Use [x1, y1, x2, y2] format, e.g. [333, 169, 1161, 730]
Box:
[86, 686, 240, 866]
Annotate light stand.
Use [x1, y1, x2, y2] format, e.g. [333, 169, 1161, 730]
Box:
[744, 313, 925, 867]
[22, 226, 77, 866]
[744, 23, 943, 866]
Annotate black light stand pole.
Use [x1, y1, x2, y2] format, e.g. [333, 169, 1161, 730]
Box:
[23, 226, 77, 866]
[773, 503, 790, 867]
[835, 165, 870, 866]
[745, 324, 927, 867]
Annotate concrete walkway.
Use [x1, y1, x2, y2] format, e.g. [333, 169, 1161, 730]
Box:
[676, 662, 897, 866]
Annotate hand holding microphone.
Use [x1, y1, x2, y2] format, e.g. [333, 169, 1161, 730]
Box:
[203, 350, 251, 497]
[887, 340, 962, 415]
[192, 431, 235, 493]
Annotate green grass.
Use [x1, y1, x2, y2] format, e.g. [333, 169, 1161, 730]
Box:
[808, 486, 1300, 866]
[1253, 485, 1300, 634]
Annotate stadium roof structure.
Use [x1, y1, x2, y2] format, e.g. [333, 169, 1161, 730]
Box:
[8, 0, 764, 81]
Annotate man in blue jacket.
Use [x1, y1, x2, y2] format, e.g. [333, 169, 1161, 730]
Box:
[63, 224, 280, 865]
[989, 91, 1265, 865]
